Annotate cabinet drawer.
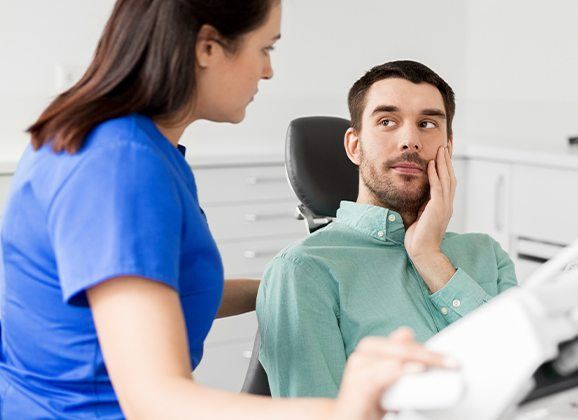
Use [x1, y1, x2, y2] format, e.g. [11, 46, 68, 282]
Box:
[465, 160, 512, 252]
[205, 311, 257, 345]
[194, 165, 295, 205]
[219, 236, 303, 277]
[194, 338, 254, 392]
[0, 175, 12, 216]
[512, 165, 578, 245]
[204, 201, 305, 241]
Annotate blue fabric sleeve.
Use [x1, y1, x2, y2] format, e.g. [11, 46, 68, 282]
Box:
[47, 142, 183, 305]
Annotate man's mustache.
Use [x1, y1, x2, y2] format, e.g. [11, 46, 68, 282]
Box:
[385, 152, 428, 171]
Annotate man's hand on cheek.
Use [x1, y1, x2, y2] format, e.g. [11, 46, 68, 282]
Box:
[404, 146, 457, 293]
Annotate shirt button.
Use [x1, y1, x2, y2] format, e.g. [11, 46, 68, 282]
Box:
[377, 231, 384, 238]
[452, 299, 461, 308]
[388, 214, 396, 222]
[440, 307, 449, 315]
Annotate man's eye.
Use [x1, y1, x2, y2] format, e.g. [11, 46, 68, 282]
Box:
[379, 119, 396, 127]
[263, 46, 275, 55]
[420, 121, 437, 129]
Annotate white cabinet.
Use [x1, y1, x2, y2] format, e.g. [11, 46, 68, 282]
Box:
[463, 157, 578, 284]
[512, 165, 578, 246]
[193, 337, 255, 392]
[0, 175, 12, 217]
[448, 157, 467, 233]
[465, 160, 512, 252]
[192, 162, 305, 391]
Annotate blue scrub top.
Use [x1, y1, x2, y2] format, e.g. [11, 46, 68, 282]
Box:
[0, 114, 224, 418]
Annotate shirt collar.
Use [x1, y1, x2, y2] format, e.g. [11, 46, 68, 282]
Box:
[335, 201, 406, 244]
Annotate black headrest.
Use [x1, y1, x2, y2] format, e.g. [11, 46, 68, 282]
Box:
[285, 116, 359, 218]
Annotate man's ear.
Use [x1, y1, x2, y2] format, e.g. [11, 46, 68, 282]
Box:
[344, 127, 361, 166]
[447, 135, 454, 158]
[195, 24, 225, 68]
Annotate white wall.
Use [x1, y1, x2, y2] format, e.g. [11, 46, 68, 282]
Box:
[462, 0, 578, 150]
[0, 0, 116, 161]
[185, 0, 468, 157]
[2, 0, 577, 161]
[0, 0, 467, 160]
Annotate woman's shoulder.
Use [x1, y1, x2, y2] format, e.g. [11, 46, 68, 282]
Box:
[84, 113, 160, 153]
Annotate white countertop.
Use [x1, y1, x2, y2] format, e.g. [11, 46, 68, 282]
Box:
[454, 143, 578, 171]
[0, 153, 284, 175]
[2, 144, 578, 175]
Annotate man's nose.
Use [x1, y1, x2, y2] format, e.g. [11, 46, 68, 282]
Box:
[397, 125, 422, 152]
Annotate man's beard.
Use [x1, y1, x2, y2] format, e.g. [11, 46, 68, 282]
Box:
[359, 149, 430, 216]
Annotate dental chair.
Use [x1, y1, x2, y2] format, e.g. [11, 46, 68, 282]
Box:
[244, 116, 578, 420]
[241, 116, 355, 395]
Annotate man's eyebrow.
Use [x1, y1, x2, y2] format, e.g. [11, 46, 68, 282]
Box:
[421, 108, 447, 119]
[371, 105, 400, 116]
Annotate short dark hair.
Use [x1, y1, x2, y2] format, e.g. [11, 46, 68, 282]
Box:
[347, 60, 455, 136]
[28, 0, 279, 153]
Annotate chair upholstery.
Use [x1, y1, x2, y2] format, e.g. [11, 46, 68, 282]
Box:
[241, 116, 357, 395]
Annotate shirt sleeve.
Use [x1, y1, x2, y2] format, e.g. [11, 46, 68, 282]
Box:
[47, 142, 183, 305]
[428, 237, 518, 323]
[256, 253, 346, 398]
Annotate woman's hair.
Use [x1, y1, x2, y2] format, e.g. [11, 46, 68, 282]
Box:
[28, 0, 278, 153]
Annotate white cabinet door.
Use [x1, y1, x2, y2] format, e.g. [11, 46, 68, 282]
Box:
[204, 201, 304, 242]
[0, 175, 12, 216]
[448, 157, 467, 233]
[218, 236, 304, 278]
[194, 165, 294, 205]
[194, 338, 254, 392]
[465, 160, 512, 252]
[512, 165, 578, 246]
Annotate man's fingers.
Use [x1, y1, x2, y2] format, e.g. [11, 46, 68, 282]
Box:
[427, 160, 441, 198]
[445, 147, 457, 203]
[436, 147, 451, 204]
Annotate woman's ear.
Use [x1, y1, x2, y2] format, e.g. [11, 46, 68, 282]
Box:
[195, 24, 224, 68]
[344, 127, 362, 166]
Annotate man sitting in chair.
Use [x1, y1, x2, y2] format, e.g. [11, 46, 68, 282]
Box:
[256, 60, 517, 397]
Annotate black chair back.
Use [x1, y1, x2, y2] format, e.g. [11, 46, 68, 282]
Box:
[285, 116, 358, 219]
[242, 116, 358, 395]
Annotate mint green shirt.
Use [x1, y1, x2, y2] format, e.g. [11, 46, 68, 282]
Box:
[257, 201, 517, 398]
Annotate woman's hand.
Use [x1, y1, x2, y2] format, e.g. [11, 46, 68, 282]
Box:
[332, 328, 454, 420]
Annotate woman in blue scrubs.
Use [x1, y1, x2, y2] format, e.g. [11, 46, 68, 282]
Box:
[0, 1, 450, 418]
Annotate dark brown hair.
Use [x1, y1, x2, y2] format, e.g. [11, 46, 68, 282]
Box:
[28, 0, 278, 153]
[348, 60, 456, 136]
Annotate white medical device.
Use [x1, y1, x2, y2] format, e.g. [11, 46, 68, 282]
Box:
[381, 240, 578, 420]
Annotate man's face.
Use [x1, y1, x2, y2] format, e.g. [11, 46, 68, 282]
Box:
[349, 78, 452, 213]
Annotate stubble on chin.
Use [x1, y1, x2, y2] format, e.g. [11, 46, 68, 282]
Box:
[360, 160, 430, 215]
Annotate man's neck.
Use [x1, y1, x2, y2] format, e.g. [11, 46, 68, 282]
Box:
[356, 190, 418, 229]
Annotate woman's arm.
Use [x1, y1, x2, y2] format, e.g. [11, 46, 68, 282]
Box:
[88, 277, 450, 420]
[216, 278, 260, 318]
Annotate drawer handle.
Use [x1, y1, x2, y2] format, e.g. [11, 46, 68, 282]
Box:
[494, 175, 505, 232]
[246, 176, 286, 185]
[243, 249, 279, 259]
[244, 212, 293, 222]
